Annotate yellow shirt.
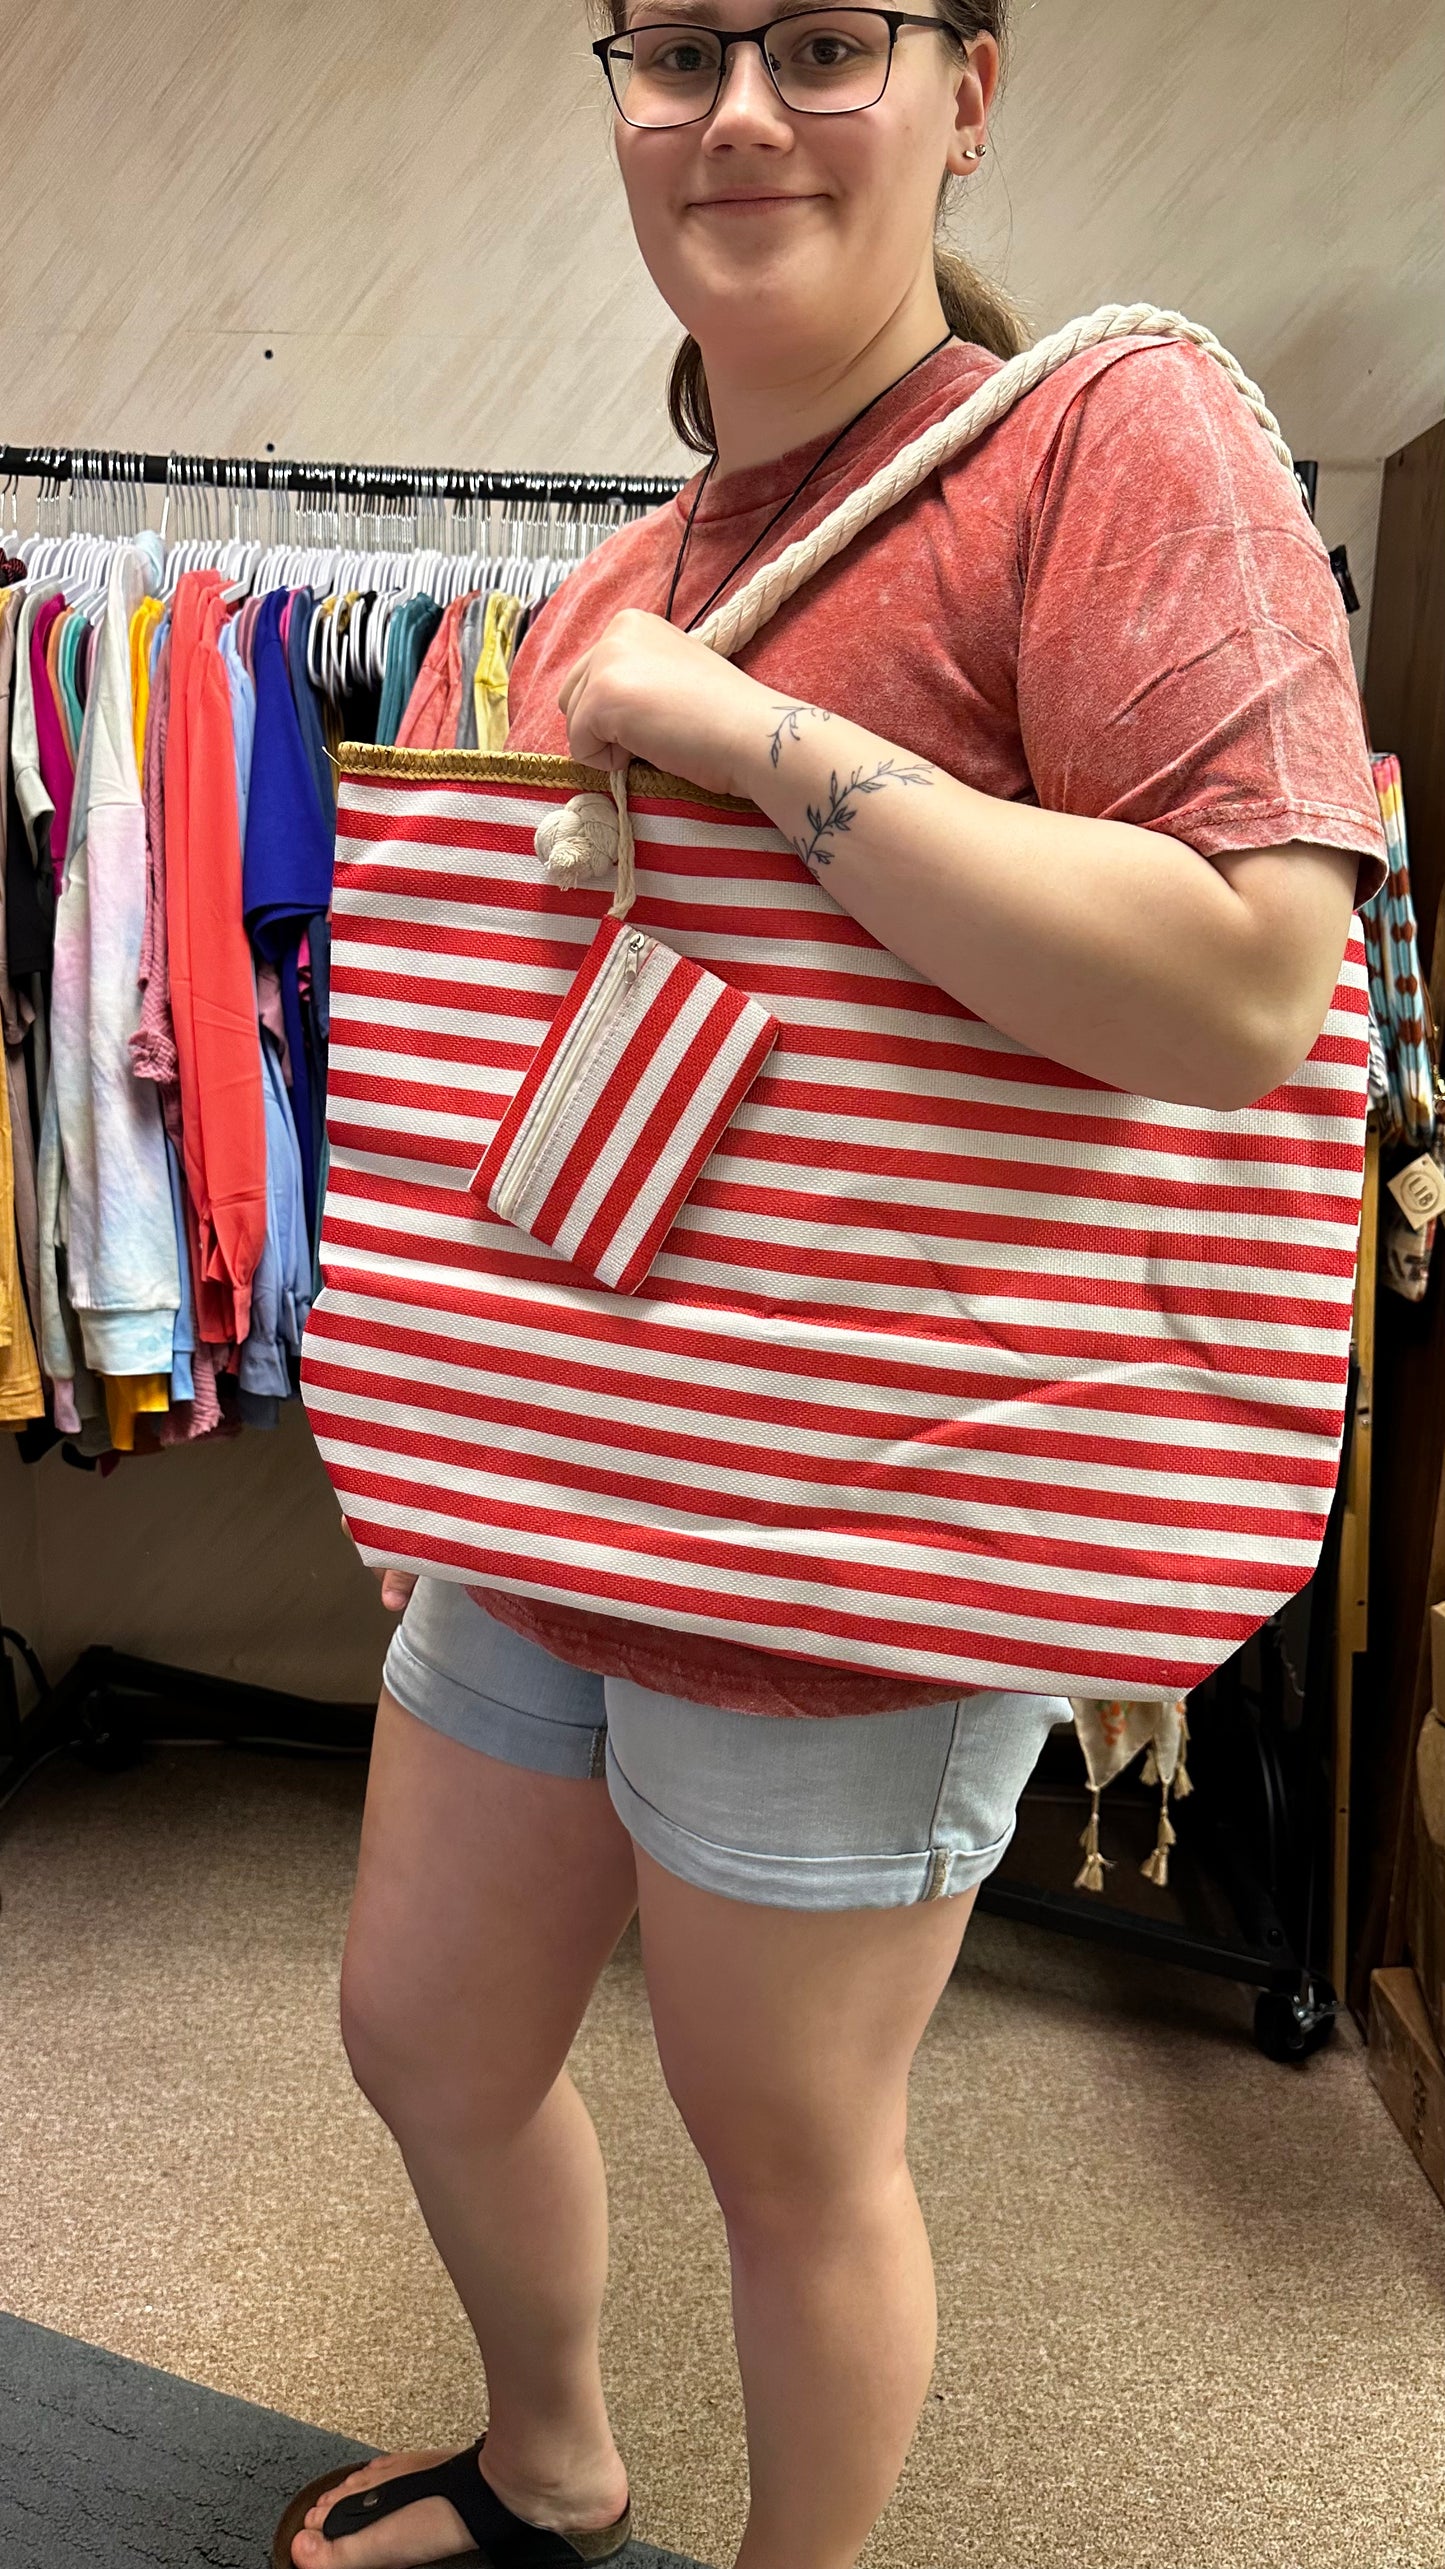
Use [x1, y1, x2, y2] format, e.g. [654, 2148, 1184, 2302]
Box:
[129, 596, 165, 777]
[0, 1045, 42, 1427]
[102, 1373, 171, 1452]
[474, 592, 521, 754]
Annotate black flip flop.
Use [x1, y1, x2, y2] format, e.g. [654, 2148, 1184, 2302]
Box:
[270, 2434, 632, 2567]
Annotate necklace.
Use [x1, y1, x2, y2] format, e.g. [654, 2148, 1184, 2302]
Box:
[663, 331, 955, 635]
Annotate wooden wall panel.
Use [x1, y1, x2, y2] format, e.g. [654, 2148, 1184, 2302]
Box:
[1351, 414, 1445, 2009]
[1363, 423, 1445, 961]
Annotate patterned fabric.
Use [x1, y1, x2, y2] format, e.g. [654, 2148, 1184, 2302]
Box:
[1069, 1693, 1192, 1891]
[300, 751, 1370, 1706]
[471, 914, 779, 1296]
[1361, 753, 1433, 1148]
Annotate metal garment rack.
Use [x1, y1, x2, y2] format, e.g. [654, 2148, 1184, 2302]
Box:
[0, 441, 685, 511]
[1, 436, 1350, 2058]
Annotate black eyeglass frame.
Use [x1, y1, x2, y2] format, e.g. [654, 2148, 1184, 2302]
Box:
[592, 11, 959, 128]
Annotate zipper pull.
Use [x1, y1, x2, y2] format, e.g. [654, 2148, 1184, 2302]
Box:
[624, 933, 647, 983]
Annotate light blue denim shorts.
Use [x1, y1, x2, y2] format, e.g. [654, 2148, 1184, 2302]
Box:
[383, 1580, 1068, 1913]
[385, 1572, 1069, 1921]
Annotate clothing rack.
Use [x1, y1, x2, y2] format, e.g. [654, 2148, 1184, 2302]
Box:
[1, 434, 1350, 2059]
[0, 442, 685, 511]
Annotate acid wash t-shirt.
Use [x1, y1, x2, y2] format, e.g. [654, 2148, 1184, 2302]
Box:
[474, 334, 1386, 1720]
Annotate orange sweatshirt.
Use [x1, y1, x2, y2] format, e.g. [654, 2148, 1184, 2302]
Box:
[163, 573, 267, 1344]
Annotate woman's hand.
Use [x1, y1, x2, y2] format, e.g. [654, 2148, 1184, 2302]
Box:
[558, 608, 767, 796]
[377, 1569, 416, 1614]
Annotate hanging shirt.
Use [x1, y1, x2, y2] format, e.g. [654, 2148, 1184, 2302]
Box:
[164, 570, 268, 1346]
[242, 589, 334, 1236]
[129, 595, 164, 776]
[235, 591, 265, 678]
[237, 1024, 312, 1409]
[8, 584, 59, 957]
[162, 1132, 195, 1402]
[58, 607, 88, 754]
[376, 595, 440, 746]
[45, 609, 76, 763]
[132, 617, 179, 1099]
[0, 589, 43, 1331]
[0, 928, 42, 1424]
[29, 594, 73, 890]
[396, 593, 476, 750]
[102, 1372, 169, 1451]
[219, 616, 257, 842]
[285, 590, 336, 822]
[474, 591, 520, 753]
[454, 594, 489, 751]
[34, 1068, 94, 1432]
[46, 537, 180, 1378]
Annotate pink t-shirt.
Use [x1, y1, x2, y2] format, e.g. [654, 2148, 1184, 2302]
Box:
[477, 334, 1387, 1719]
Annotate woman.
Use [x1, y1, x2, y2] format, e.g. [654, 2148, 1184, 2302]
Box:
[284, 5, 1383, 2565]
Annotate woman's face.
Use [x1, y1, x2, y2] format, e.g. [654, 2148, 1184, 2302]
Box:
[610, 5, 995, 384]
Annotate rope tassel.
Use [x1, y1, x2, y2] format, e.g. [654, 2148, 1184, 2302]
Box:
[1140, 1782, 1178, 1889]
[1074, 1787, 1113, 1895]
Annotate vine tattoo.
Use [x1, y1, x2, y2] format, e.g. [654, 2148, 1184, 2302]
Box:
[768, 706, 935, 868]
[768, 702, 830, 766]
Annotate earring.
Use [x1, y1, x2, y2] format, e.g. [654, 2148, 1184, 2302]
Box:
[962, 140, 988, 160]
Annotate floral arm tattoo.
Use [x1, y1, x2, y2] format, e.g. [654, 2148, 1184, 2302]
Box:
[768, 703, 935, 869]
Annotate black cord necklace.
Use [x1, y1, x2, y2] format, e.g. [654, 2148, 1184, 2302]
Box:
[663, 331, 955, 635]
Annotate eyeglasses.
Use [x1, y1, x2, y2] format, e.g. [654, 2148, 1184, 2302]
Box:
[593, 11, 955, 130]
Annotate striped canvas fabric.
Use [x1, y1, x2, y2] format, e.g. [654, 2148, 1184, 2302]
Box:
[469, 913, 780, 1294]
[301, 747, 1370, 1702]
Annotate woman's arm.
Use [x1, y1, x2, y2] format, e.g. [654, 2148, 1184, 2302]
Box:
[558, 610, 1359, 1113]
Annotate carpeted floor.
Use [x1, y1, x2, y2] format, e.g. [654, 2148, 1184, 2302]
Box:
[0, 1745, 1441, 2569]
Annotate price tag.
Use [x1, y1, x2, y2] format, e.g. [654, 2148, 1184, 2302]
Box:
[1387, 1152, 1445, 1231]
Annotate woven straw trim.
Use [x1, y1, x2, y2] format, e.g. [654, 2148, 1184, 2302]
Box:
[338, 743, 752, 812]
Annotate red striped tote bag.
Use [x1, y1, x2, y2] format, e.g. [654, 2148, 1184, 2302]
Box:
[301, 742, 1368, 1702]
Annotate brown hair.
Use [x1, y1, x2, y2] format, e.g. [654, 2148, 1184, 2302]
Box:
[589, 1, 1028, 452]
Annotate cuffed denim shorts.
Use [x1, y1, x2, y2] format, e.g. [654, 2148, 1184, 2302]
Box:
[383, 1579, 1068, 1913]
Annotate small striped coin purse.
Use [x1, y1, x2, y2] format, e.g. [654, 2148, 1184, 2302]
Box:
[470, 916, 780, 1295]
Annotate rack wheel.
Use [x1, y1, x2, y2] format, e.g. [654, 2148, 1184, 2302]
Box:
[1253, 1986, 1337, 2063]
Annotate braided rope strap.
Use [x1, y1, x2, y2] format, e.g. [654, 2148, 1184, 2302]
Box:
[539, 300, 1298, 911]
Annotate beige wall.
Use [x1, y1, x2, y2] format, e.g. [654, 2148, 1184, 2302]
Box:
[1, 1413, 392, 1710]
[2, 0, 1441, 1698]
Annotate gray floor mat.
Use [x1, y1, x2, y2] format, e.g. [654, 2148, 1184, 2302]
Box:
[0, 2311, 707, 2568]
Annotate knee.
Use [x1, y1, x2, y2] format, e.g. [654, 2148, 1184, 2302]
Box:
[338, 1953, 553, 2148]
[666, 2065, 910, 2240]
[336, 1953, 426, 2126]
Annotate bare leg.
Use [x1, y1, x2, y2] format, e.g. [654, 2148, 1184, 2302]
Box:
[291, 1689, 638, 2568]
[637, 1848, 977, 2569]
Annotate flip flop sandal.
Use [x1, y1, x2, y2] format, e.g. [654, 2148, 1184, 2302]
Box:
[270, 2433, 632, 2568]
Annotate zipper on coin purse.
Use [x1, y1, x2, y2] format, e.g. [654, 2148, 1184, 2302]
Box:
[491, 930, 650, 1223]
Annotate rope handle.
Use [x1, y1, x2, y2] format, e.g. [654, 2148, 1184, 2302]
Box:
[693, 300, 1296, 661]
[539, 301, 1300, 913]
